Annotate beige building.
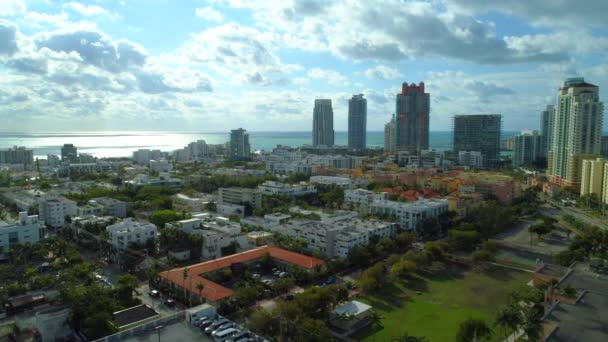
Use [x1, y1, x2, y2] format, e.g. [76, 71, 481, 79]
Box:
[580, 158, 608, 204]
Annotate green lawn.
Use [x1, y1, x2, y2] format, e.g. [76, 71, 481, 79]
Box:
[356, 263, 531, 342]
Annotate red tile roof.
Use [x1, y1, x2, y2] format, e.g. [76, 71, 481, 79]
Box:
[159, 246, 324, 302]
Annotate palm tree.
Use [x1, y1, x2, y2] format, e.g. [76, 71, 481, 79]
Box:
[196, 282, 205, 304]
[456, 319, 492, 342]
[520, 305, 544, 342]
[495, 304, 522, 338]
[182, 267, 189, 305]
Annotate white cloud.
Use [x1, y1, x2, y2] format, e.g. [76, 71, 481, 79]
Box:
[365, 65, 401, 80]
[308, 67, 347, 85]
[66, 2, 119, 20]
[195, 7, 224, 22]
[0, 0, 25, 17]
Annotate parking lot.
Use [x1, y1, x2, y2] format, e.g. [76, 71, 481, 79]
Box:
[136, 283, 184, 317]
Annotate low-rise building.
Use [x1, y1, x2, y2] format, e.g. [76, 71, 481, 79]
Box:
[38, 196, 77, 228]
[0, 212, 44, 253]
[257, 181, 317, 197]
[91, 197, 127, 218]
[458, 151, 484, 169]
[344, 189, 388, 212]
[218, 187, 262, 209]
[281, 218, 396, 258]
[309, 176, 368, 189]
[149, 159, 172, 173]
[370, 198, 448, 231]
[76, 202, 105, 217]
[106, 219, 158, 250]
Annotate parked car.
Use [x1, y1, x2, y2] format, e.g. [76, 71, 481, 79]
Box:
[149, 289, 160, 298]
[164, 298, 176, 307]
[252, 273, 261, 279]
[211, 323, 234, 336]
[194, 317, 211, 327]
[229, 330, 251, 342]
[205, 319, 229, 334]
[213, 327, 238, 339]
[278, 272, 288, 278]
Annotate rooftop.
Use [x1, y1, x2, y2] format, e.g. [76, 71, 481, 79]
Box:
[112, 304, 159, 328]
[545, 291, 608, 342]
[334, 300, 372, 317]
[159, 245, 324, 302]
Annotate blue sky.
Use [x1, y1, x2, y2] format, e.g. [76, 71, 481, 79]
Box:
[1, 0, 607, 132]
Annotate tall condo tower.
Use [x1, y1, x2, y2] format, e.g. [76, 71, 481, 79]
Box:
[453, 114, 502, 169]
[384, 114, 397, 153]
[547, 78, 604, 190]
[395, 82, 430, 153]
[230, 128, 251, 160]
[540, 105, 554, 160]
[348, 94, 367, 151]
[312, 99, 334, 147]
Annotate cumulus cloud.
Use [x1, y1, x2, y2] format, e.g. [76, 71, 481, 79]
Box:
[0, 0, 25, 17]
[195, 7, 223, 22]
[463, 80, 515, 99]
[35, 30, 147, 72]
[308, 67, 347, 85]
[365, 65, 401, 80]
[0, 20, 18, 55]
[66, 2, 118, 19]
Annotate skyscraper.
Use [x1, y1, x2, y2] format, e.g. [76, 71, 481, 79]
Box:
[61, 143, 77, 162]
[312, 99, 334, 147]
[230, 128, 251, 160]
[453, 114, 502, 169]
[0, 146, 34, 168]
[512, 130, 542, 168]
[395, 82, 430, 153]
[540, 105, 554, 160]
[547, 78, 604, 189]
[348, 94, 367, 151]
[384, 115, 396, 153]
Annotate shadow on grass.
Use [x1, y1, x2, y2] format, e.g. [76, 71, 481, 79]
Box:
[352, 323, 383, 340]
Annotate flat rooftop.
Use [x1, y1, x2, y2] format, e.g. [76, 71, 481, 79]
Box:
[112, 305, 159, 328]
[545, 291, 608, 342]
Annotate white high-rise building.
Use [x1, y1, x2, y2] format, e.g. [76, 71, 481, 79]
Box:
[548, 78, 604, 189]
[38, 196, 77, 228]
[313, 99, 334, 147]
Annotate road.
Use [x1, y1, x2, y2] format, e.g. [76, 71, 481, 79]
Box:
[539, 201, 608, 230]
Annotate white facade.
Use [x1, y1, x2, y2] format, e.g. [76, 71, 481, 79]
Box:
[0, 212, 44, 253]
[149, 159, 172, 173]
[283, 218, 396, 258]
[219, 187, 262, 209]
[458, 151, 484, 169]
[132, 149, 162, 166]
[38, 196, 77, 228]
[258, 181, 317, 197]
[106, 219, 158, 250]
[309, 176, 368, 189]
[345, 189, 388, 211]
[370, 198, 448, 231]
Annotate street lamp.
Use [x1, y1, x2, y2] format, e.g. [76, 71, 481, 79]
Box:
[154, 325, 164, 342]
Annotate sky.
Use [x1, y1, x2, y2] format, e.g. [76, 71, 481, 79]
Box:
[1, 0, 607, 133]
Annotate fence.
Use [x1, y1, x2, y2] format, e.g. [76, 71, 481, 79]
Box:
[93, 311, 185, 342]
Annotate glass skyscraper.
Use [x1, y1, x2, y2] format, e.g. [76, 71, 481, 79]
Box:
[312, 99, 334, 147]
[348, 94, 367, 151]
[453, 114, 502, 169]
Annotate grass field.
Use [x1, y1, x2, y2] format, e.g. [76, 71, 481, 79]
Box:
[355, 263, 532, 342]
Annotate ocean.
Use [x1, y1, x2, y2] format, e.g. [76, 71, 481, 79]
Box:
[0, 131, 523, 159]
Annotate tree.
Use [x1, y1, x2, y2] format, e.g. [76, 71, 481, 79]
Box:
[249, 308, 278, 336]
[520, 305, 543, 342]
[295, 318, 332, 342]
[390, 260, 417, 279]
[448, 229, 481, 252]
[116, 274, 138, 305]
[196, 282, 205, 303]
[456, 319, 492, 342]
[471, 249, 495, 263]
[494, 304, 521, 338]
[149, 209, 182, 228]
[395, 232, 416, 249]
[182, 267, 189, 306]
[561, 285, 577, 299]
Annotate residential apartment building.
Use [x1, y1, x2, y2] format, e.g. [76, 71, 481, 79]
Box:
[580, 158, 608, 204]
[313, 99, 334, 147]
[540, 105, 555, 160]
[601, 136, 608, 158]
[0, 212, 44, 253]
[309, 176, 368, 189]
[283, 219, 396, 258]
[60, 144, 77, 162]
[132, 149, 162, 166]
[384, 114, 397, 153]
[258, 181, 317, 197]
[218, 187, 262, 209]
[77, 197, 127, 218]
[38, 196, 77, 228]
[370, 198, 448, 231]
[0, 146, 34, 169]
[512, 130, 543, 167]
[348, 94, 367, 151]
[230, 128, 251, 160]
[457, 151, 484, 169]
[453, 114, 502, 169]
[395, 82, 430, 153]
[548, 78, 604, 190]
[149, 159, 172, 173]
[106, 219, 158, 250]
[166, 214, 241, 260]
[344, 189, 388, 212]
